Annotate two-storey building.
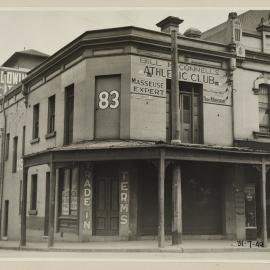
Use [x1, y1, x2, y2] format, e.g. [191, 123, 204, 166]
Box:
[1, 10, 270, 248]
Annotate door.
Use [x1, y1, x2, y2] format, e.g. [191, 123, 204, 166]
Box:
[94, 176, 119, 235]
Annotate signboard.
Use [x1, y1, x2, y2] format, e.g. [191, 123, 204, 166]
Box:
[0, 67, 28, 95]
[131, 56, 231, 106]
[119, 171, 129, 225]
[82, 169, 92, 231]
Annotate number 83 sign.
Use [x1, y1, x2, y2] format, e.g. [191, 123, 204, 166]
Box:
[98, 90, 120, 109]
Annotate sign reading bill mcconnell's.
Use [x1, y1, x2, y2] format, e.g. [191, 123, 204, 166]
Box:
[131, 55, 231, 105]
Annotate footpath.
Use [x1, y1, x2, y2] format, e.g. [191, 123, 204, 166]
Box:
[1, 239, 270, 253]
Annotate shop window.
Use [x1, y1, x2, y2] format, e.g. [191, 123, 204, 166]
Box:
[12, 136, 18, 173]
[64, 85, 74, 145]
[259, 84, 270, 133]
[30, 174, 38, 213]
[59, 168, 78, 216]
[166, 80, 202, 143]
[47, 95, 55, 134]
[32, 103, 40, 139]
[5, 133, 10, 161]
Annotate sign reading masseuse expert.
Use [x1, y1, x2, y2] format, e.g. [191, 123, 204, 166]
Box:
[131, 55, 231, 105]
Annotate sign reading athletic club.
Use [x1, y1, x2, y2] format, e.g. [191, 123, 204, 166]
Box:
[131, 55, 231, 105]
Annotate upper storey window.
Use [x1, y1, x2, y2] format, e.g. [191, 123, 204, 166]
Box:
[47, 95, 55, 134]
[259, 84, 270, 133]
[166, 80, 202, 144]
[32, 103, 40, 139]
[64, 84, 74, 145]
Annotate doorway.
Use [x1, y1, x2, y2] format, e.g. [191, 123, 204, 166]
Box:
[94, 165, 119, 236]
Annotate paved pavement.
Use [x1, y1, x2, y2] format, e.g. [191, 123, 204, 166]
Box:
[0, 250, 270, 270]
[1, 239, 270, 253]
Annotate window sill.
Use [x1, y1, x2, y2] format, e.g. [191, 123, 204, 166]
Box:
[30, 137, 40, 144]
[253, 131, 270, 138]
[45, 131, 56, 139]
[28, 209, 38, 216]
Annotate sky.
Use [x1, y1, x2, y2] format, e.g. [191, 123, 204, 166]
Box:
[0, 8, 249, 65]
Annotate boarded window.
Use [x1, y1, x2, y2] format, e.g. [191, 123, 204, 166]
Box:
[95, 75, 121, 139]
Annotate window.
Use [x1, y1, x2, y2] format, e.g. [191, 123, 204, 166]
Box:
[32, 103, 40, 139]
[30, 174, 38, 212]
[64, 85, 74, 145]
[47, 95, 55, 134]
[22, 126, 25, 156]
[5, 133, 10, 161]
[259, 84, 270, 133]
[166, 80, 202, 143]
[19, 180, 22, 215]
[12, 136, 18, 173]
[59, 168, 78, 216]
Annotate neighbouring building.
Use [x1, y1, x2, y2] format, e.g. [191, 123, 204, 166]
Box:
[1, 10, 270, 248]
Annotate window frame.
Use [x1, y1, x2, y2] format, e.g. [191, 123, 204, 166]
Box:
[32, 103, 40, 140]
[47, 94, 56, 135]
[30, 174, 38, 214]
[258, 84, 270, 133]
[12, 136, 18, 173]
[64, 84, 74, 145]
[5, 133, 10, 161]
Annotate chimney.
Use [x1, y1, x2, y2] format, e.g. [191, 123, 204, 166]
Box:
[156, 16, 184, 34]
[184, 28, 202, 38]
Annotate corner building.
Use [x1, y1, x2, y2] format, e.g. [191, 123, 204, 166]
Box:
[1, 11, 270, 247]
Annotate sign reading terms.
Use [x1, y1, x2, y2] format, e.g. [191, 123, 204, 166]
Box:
[120, 172, 129, 225]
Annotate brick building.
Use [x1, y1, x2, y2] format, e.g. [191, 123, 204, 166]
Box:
[1, 10, 270, 248]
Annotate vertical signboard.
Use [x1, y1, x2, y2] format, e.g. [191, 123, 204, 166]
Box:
[79, 164, 93, 241]
[0, 67, 28, 95]
[119, 171, 129, 239]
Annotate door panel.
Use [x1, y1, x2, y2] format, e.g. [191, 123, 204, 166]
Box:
[94, 175, 119, 235]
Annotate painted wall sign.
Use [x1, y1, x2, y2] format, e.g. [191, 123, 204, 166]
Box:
[98, 90, 120, 109]
[131, 55, 231, 106]
[119, 171, 129, 225]
[0, 67, 28, 95]
[82, 170, 92, 230]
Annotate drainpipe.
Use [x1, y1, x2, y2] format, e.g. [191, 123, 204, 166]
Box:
[229, 58, 236, 143]
[0, 70, 7, 238]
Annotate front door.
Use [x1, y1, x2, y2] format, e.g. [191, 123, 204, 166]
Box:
[94, 174, 119, 235]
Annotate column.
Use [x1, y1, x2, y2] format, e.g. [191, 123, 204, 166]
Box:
[172, 162, 182, 245]
[20, 166, 28, 246]
[261, 160, 268, 248]
[158, 150, 165, 248]
[48, 162, 56, 247]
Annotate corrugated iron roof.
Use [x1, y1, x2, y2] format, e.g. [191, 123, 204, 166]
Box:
[47, 139, 269, 154]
